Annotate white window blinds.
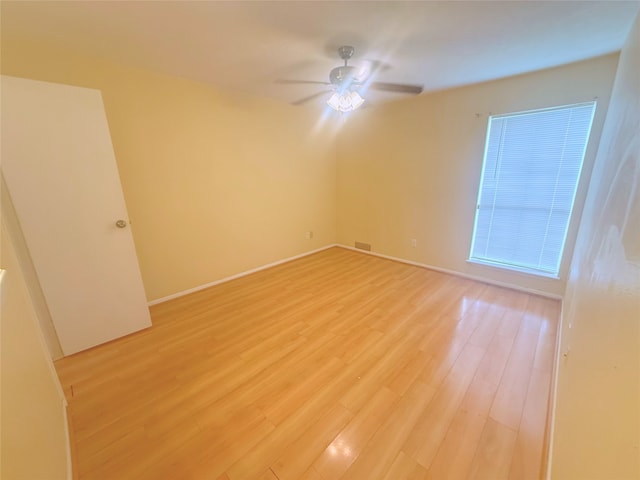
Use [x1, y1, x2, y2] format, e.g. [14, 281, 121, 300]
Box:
[469, 102, 596, 276]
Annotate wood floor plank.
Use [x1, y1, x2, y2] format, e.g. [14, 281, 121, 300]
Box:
[53, 247, 559, 480]
[468, 418, 518, 479]
[225, 332, 403, 478]
[312, 387, 398, 479]
[403, 342, 486, 469]
[508, 367, 552, 479]
[299, 467, 324, 480]
[339, 328, 425, 413]
[157, 405, 275, 479]
[383, 451, 429, 480]
[425, 409, 487, 479]
[270, 402, 353, 480]
[339, 379, 437, 479]
[257, 469, 279, 480]
[489, 302, 542, 430]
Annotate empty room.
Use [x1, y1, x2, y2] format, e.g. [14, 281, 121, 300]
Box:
[1, 2, 639, 479]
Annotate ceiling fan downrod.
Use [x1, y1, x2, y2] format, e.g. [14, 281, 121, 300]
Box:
[330, 46, 358, 88]
[337, 45, 355, 66]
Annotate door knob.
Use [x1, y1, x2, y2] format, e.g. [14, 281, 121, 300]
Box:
[115, 219, 127, 228]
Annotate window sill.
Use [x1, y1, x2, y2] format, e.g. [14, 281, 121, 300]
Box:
[466, 258, 560, 280]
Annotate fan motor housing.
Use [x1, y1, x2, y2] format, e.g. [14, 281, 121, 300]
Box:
[329, 65, 358, 86]
[338, 45, 355, 60]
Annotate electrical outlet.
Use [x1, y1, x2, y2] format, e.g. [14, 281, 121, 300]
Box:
[305, 231, 313, 239]
[411, 239, 417, 248]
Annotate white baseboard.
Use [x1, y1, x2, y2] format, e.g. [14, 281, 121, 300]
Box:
[64, 404, 73, 480]
[544, 302, 565, 479]
[147, 244, 338, 306]
[336, 244, 563, 300]
[149, 242, 562, 306]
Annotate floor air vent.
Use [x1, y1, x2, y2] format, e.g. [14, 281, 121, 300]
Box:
[354, 241, 372, 251]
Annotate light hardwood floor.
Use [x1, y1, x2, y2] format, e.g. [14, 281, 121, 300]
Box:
[55, 247, 559, 480]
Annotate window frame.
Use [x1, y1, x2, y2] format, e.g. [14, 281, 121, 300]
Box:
[467, 101, 597, 279]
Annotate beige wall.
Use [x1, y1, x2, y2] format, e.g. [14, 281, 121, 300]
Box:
[1, 222, 69, 479]
[550, 13, 640, 480]
[1, 39, 338, 302]
[336, 54, 619, 297]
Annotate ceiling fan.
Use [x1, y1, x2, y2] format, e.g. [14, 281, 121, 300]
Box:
[276, 45, 424, 112]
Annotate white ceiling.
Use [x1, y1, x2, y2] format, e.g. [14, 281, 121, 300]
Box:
[2, 1, 639, 108]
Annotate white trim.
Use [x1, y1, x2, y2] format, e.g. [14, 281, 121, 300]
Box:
[467, 258, 561, 280]
[147, 245, 338, 306]
[148, 243, 563, 306]
[544, 301, 565, 479]
[337, 244, 563, 300]
[63, 405, 73, 480]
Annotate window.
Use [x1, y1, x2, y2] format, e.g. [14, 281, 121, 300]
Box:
[469, 102, 596, 277]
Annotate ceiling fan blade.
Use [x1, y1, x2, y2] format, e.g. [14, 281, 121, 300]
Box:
[292, 91, 330, 106]
[369, 82, 423, 94]
[276, 79, 331, 86]
[354, 59, 384, 83]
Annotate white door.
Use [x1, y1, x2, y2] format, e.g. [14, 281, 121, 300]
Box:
[1, 75, 152, 355]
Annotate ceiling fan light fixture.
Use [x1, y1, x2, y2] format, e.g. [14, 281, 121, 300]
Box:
[327, 90, 364, 112]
